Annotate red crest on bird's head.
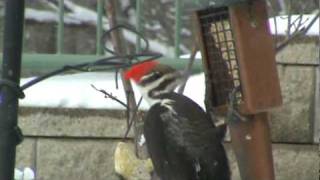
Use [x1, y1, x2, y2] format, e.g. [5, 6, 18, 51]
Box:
[124, 60, 159, 82]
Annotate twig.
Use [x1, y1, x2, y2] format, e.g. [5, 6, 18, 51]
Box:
[91, 84, 128, 108]
[91, 84, 144, 140]
[178, 45, 199, 94]
[267, 0, 278, 48]
[286, 0, 292, 37]
[178, 17, 200, 94]
[286, 14, 309, 37]
[123, 97, 143, 139]
[276, 11, 319, 52]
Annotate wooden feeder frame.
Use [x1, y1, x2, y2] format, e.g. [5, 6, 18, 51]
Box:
[194, 1, 283, 180]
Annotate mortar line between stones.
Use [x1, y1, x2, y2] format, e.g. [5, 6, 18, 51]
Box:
[314, 29, 320, 143]
[33, 138, 38, 180]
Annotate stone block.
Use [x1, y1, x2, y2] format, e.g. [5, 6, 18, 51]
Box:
[19, 108, 135, 138]
[225, 144, 319, 180]
[24, 23, 56, 54]
[15, 138, 36, 170]
[270, 65, 315, 143]
[36, 139, 122, 180]
[64, 26, 96, 54]
[272, 144, 318, 180]
[276, 38, 318, 64]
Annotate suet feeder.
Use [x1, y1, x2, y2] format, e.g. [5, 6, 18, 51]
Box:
[195, 0, 282, 115]
[194, 1, 282, 180]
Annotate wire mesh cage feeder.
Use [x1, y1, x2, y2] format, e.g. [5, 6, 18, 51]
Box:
[195, 0, 282, 115]
[195, 1, 282, 180]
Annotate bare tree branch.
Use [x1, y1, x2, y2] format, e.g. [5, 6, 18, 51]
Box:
[124, 97, 143, 139]
[286, 0, 292, 37]
[91, 84, 128, 108]
[105, 0, 147, 158]
[178, 45, 199, 94]
[90, 85, 144, 140]
[276, 11, 319, 52]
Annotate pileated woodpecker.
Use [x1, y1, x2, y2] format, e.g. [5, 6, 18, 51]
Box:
[125, 61, 230, 180]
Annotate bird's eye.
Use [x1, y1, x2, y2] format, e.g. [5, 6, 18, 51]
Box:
[153, 71, 161, 78]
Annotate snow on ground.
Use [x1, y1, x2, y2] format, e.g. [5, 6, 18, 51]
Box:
[20, 72, 148, 110]
[20, 72, 206, 110]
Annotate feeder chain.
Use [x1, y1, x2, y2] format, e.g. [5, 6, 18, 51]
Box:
[0, 79, 25, 99]
[0, 80, 25, 145]
[0, 125, 24, 145]
[13, 126, 24, 145]
[227, 86, 247, 122]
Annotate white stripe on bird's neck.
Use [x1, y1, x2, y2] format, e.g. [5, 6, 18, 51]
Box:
[138, 73, 180, 106]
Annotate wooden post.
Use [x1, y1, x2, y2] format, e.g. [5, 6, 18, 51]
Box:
[228, 113, 275, 180]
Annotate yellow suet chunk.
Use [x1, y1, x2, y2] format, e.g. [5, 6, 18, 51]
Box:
[114, 142, 154, 180]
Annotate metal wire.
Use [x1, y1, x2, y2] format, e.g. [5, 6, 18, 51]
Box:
[198, 7, 242, 107]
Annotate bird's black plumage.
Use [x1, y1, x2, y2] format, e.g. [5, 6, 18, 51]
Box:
[144, 92, 230, 180]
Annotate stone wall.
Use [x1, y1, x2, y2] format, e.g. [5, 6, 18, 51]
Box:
[16, 107, 319, 180]
[16, 108, 131, 180]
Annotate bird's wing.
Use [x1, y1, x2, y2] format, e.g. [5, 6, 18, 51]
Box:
[144, 104, 196, 180]
[157, 93, 231, 180]
[144, 93, 230, 180]
[162, 94, 222, 153]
